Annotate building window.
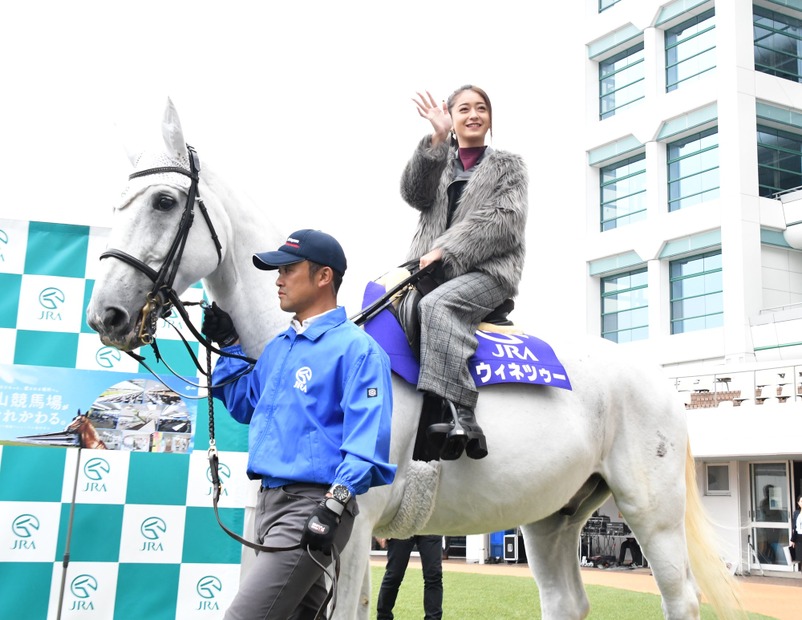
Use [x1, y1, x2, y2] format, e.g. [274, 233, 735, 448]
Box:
[601, 268, 649, 343]
[754, 6, 802, 83]
[600, 43, 645, 119]
[705, 463, 730, 496]
[667, 127, 719, 212]
[670, 250, 723, 334]
[599, 0, 621, 12]
[757, 124, 802, 197]
[600, 153, 647, 230]
[666, 9, 716, 92]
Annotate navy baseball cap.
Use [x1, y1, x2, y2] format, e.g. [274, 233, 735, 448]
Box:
[253, 229, 347, 275]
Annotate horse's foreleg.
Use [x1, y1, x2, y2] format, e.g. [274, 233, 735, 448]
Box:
[520, 515, 590, 620]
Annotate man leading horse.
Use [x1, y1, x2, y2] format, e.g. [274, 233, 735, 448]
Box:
[203, 229, 395, 620]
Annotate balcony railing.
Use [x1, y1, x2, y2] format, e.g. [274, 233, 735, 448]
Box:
[672, 364, 802, 408]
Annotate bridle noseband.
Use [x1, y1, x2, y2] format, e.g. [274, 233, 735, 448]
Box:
[100, 144, 222, 344]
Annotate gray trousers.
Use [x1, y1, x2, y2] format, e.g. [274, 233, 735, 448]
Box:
[224, 483, 357, 620]
[417, 271, 510, 409]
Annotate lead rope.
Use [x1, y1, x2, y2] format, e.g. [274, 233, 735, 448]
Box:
[204, 345, 339, 618]
[205, 346, 290, 552]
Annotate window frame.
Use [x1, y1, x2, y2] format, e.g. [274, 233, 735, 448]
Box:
[599, 0, 621, 12]
[705, 463, 731, 496]
[600, 152, 647, 231]
[666, 126, 720, 212]
[600, 267, 649, 343]
[665, 8, 717, 92]
[754, 5, 802, 84]
[757, 123, 802, 198]
[669, 249, 723, 335]
[599, 42, 646, 120]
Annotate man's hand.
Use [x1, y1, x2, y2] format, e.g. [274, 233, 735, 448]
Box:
[201, 302, 239, 347]
[300, 500, 342, 555]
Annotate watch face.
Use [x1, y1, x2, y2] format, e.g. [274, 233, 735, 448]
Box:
[331, 485, 351, 502]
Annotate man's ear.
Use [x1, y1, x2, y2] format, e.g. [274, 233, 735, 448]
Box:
[317, 266, 334, 288]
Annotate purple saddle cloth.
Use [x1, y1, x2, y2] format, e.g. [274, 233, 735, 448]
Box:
[361, 281, 572, 391]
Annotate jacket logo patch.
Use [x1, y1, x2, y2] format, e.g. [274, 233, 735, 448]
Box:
[367, 388, 378, 398]
[294, 367, 312, 392]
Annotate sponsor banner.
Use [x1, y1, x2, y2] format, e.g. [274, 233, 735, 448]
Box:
[0, 363, 198, 452]
[0, 218, 249, 618]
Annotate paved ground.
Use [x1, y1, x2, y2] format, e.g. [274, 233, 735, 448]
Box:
[372, 558, 802, 619]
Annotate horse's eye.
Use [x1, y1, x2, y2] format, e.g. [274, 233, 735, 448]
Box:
[154, 195, 177, 212]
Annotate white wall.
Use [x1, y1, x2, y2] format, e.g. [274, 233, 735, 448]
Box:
[1, 1, 588, 329]
[695, 460, 743, 572]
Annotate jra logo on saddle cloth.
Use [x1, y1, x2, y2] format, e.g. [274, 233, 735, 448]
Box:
[361, 281, 572, 391]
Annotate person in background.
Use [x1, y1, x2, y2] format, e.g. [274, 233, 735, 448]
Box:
[203, 228, 396, 620]
[618, 536, 644, 568]
[758, 484, 782, 563]
[376, 535, 444, 620]
[400, 85, 528, 461]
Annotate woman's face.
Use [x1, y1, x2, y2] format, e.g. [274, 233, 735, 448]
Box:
[450, 89, 491, 148]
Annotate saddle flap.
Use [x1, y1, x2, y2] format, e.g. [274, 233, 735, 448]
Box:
[360, 279, 572, 391]
[393, 287, 422, 358]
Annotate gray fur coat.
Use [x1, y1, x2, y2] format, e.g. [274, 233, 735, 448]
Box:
[400, 135, 528, 295]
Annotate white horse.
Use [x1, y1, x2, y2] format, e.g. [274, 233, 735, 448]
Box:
[86, 100, 743, 620]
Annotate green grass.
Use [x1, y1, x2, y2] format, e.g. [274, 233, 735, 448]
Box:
[367, 566, 778, 619]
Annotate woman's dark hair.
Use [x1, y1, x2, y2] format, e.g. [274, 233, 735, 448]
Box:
[446, 84, 493, 139]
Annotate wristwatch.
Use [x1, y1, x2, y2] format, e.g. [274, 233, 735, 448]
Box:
[328, 484, 352, 505]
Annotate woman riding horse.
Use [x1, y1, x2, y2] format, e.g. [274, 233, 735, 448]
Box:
[401, 85, 528, 461]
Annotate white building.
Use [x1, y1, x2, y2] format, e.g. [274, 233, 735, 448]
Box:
[579, 0, 802, 576]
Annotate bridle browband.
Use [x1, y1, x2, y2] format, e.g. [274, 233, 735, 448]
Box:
[100, 145, 222, 345]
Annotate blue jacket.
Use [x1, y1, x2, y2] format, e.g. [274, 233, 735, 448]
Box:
[211, 307, 395, 496]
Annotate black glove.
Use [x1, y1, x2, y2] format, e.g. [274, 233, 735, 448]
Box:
[300, 499, 342, 555]
[202, 302, 239, 347]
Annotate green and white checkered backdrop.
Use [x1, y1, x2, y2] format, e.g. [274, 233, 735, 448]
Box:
[0, 218, 253, 619]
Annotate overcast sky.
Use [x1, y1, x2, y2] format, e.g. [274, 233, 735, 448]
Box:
[0, 1, 587, 323]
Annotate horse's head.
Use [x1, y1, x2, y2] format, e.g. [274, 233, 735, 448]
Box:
[87, 99, 228, 351]
[65, 412, 87, 433]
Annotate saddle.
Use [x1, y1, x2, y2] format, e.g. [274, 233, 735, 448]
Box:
[384, 263, 517, 359]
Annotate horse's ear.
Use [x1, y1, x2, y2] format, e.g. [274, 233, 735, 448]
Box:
[162, 97, 188, 160]
[124, 145, 139, 166]
[109, 119, 141, 167]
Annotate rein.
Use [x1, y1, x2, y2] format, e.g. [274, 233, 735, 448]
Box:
[349, 261, 435, 326]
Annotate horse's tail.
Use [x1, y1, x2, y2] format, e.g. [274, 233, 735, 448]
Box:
[684, 440, 746, 620]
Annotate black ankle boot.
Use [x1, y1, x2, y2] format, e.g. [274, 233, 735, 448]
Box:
[427, 400, 487, 460]
[453, 407, 488, 460]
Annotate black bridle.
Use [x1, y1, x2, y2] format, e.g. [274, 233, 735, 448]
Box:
[100, 144, 222, 346]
